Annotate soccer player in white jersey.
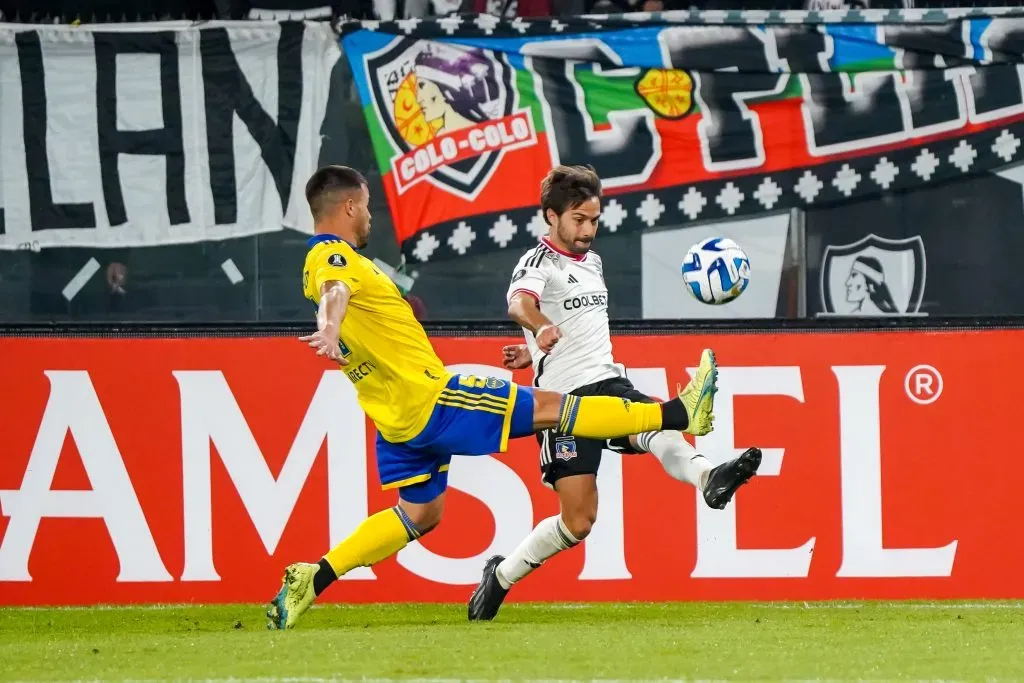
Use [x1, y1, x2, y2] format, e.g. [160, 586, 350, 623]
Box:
[467, 165, 763, 621]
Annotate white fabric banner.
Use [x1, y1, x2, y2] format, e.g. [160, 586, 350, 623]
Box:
[0, 21, 339, 250]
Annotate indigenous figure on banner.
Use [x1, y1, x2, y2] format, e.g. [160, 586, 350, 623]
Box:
[403, 46, 501, 141]
[820, 234, 927, 317]
[365, 38, 537, 199]
[844, 256, 898, 315]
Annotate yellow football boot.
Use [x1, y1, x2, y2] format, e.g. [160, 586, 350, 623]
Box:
[678, 348, 718, 436]
[266, 562, 317, 630]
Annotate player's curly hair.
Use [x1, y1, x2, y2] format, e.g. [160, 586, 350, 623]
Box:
[305, 165, 367, 221]
[540, 165, 602, 224]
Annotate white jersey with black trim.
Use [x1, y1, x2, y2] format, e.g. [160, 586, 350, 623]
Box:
[506, 238, 621, 393]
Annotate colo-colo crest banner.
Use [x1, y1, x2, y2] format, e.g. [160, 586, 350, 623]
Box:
[340, 9, 1024, 263]
[0, 21, 338, 251]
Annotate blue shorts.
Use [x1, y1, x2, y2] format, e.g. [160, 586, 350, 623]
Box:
[376, 374, 535, 504]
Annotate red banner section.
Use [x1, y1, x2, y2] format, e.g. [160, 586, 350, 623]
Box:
[1, 331, 1022, 605]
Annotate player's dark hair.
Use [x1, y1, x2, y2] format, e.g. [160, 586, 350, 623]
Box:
[305, 165, 367, 221]
[540, 165, 602, 224]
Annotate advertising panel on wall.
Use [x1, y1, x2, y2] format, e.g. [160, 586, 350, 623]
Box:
[1, 327, 1021, 606]
[339, 9, 1024, 265]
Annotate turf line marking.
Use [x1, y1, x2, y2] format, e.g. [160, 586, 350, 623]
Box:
[26, 679, 976, 683]
[7, 600, 1024, 612]
[762, 601, 1024, 610]
[30, 680, 829, 683]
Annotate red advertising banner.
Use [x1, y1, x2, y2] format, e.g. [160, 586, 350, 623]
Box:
[1, 330, 1021, 606]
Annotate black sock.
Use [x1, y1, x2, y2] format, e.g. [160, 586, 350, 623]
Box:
[312, 558, 337, 596]
[660, 398, 689, 431]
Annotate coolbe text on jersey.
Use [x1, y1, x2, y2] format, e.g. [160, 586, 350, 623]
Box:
[506, 238, 621, 393]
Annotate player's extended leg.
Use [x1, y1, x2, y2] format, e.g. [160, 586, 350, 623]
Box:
[469, 474, 596, 621]
[531, 349, 719, 439]
[267, 495, 439, 630]
[267, 451, 451, 629]
[630, 431, 762, 509]
[632, 431, 713, 487]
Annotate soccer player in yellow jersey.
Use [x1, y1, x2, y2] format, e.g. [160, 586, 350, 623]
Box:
[266, 165, 720, 629]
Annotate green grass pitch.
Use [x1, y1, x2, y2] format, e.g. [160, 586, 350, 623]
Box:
[1, 601, 1022, 681]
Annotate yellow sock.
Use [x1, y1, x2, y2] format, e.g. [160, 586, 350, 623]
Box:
[322, 506, 421, 577]
[559, 395, 665, 439]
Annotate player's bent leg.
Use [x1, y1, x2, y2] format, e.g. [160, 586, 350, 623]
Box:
[552, 474, 599, 539]
[527, 349, 719, 440]
[267, 457, 449, 630]
[267, 499, 435, 630]
[632, 431, 762, 509]
[316, 482, 445, 590]
[470, 476, 594, 622]
[469, 515, 585, 622]
[266, 502, 426, 630]
[501, 475, 594, 584]
[703, 447, 763, 510]
[634, 430, 713, 490]
[396, 489, 445, 533]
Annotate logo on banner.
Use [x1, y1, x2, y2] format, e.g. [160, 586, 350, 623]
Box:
[365, 38, 537, 199]
[634, 68, 694, 120]
[820, 234, 927, 316]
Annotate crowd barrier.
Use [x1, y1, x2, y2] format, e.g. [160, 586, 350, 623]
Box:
[1, 319, 1021, 605]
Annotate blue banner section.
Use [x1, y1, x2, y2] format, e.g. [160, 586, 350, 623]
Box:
[341, 11, 1024, 73]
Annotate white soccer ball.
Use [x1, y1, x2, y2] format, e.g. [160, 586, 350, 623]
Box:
[681, 237, 751, 305]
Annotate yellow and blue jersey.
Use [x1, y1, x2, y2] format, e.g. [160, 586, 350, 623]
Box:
[303, 234, 452, 443]
[302, 234, 535, 503]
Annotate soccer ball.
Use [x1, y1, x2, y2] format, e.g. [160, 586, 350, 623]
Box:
[681, 237, 751, 305]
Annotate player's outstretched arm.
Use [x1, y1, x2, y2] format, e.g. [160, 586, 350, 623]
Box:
[300, 280, 351, 363]
[508, 292, 561, 353]
[318, 280, 351, 331]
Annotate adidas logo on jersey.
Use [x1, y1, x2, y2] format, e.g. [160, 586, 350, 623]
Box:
[568, 274, 578, 284]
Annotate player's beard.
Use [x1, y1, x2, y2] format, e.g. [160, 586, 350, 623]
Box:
[556, 218, 593, 255]
[356, 218, 371, 248]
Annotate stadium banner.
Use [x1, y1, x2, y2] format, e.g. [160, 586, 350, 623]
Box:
[1, 329, 1020, 606]
[339, 11, 1024, 264]
[0, 21, 338, 251]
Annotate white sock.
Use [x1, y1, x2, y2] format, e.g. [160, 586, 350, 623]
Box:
[495, 515, 580, 589]
[639, 430, 714, 489]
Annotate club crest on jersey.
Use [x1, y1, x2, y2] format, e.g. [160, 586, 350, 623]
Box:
[364, 38, 537, 200]
[820, 234, 927, 317]
[485, 377, 507, 389]
[327, 253, 346, 267]
[554, 437, 578, 461]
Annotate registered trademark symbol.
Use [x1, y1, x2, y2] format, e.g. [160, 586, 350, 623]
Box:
[904, 365, 943, 405]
